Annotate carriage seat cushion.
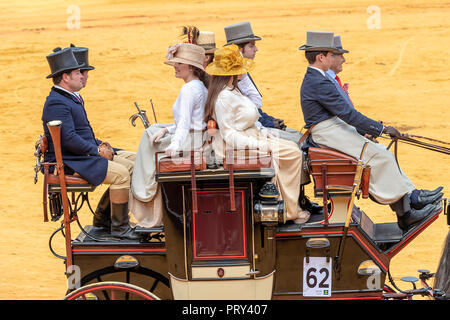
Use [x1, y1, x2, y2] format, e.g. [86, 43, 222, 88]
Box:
[47, 173, 91, 185]
[158, 154, 207, 173]
[222, 153, 272, 170]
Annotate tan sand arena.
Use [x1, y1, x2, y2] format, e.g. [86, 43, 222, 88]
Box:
[0, 0, 448, 299]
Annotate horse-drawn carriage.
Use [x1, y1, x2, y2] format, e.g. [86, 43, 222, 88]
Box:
[34, 116, 449, 300]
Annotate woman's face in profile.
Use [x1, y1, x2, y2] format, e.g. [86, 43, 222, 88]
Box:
[173, 62, 191, 80]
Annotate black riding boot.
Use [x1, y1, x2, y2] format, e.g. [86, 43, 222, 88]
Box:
[391, 194, 437, 233]
[110, 202, 141, 240]
[92, 188, 111, 231]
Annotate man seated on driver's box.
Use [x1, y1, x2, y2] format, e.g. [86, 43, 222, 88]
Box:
[42, 47, 139, 240]
[224, 21, 303, 144]
[298, 30, 443, 232]
[68, 44, 138, 237]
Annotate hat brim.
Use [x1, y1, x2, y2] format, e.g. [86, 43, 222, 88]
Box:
[298, 45, 339, 52]
[164, 57, 205, 71]
[81, 65, 95, 71]
[46, 62, 85, 78]
[225, 35, 262, 45]
[204, 48, 217, 54]
[335, 48, 349, 53]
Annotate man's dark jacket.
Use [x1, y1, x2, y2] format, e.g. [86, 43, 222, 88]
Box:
[41, 87, 107, 186]
[300, 67, 384, 137]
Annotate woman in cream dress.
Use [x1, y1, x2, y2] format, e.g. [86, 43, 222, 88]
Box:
[204, 45, 310, 223]
[129, 43, 208, 227]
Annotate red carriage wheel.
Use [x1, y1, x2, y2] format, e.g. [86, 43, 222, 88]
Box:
[63, 281, 160, 300]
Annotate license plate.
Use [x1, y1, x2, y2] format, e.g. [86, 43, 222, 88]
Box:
[303, 257, 332, 297]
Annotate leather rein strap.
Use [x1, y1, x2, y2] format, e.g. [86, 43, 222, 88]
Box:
[386, 134, 450, 155]
[385, 133, 450, 172]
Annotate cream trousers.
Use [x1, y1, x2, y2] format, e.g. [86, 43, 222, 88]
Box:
[311, 117, 415, 204]
[102, 150, 136, 191]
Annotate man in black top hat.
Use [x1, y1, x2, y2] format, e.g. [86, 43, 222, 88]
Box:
[42, 47, 140, 240]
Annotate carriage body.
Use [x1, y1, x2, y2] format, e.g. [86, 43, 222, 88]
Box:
[38, 121, 447, 300]
[68, 148, 444, 300]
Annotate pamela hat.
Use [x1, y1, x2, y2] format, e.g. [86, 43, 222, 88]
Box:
[46, 47, 85, 79]
[224, 21, 261, 45]
[205, 44, 254, 76]
[197, 31, 217, 54]
[164, 43, 206, 71]
[333, 35, 349, 54]
[69, 44, 95, 71]
[298, 31, 339, 52]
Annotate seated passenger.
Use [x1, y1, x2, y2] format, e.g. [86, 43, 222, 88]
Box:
[129, 43, 208, 227]
[204, 44, 311, 224]
[298, 31, 443, 232]
[224, 21, 303, 144]
[42, 47, 139, 240]
[69, 43, 137, 234]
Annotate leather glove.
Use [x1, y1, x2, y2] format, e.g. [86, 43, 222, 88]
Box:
[382, 126, 402, 139]
[272, 118, 286, 130]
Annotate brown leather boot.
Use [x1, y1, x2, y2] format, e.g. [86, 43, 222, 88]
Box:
[110, 189, 141, 240]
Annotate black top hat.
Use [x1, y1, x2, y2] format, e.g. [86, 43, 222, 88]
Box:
[70, 44, 95, 71]
[46, 47, 85, 79]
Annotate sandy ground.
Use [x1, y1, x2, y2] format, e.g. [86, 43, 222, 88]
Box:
[0, 0, 449, 299]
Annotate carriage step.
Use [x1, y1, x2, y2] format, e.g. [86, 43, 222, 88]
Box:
[134, 226, 164, 234]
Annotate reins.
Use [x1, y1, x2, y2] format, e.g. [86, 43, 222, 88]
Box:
[382, 133, 450, 173]
[384, 134, 450, 156]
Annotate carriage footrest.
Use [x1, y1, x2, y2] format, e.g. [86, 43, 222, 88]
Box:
[134, 226, 164, 234]
[372, 223, 403, 244]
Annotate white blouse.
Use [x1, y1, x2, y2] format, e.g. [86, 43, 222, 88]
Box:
[166, 79, 208, 151]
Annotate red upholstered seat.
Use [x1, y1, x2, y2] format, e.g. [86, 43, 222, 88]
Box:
[308, 146, 370, 198]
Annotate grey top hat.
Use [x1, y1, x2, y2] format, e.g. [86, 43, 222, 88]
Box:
[224, 21, 261, 45]
[333, 35, 349, 53]
[299, 31, 338, 52]
[70, 44, 95, 71]
[46, 47, 85, 79]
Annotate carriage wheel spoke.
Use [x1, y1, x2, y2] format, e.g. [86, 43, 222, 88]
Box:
[150, 279, 160, 292]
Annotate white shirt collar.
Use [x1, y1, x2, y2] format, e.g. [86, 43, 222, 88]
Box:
[53, 85, 77, 97]
[308, 66, 326, 78]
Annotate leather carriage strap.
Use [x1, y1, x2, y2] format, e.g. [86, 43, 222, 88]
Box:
[43, 164, 49, 222]
[190, 151, 198, 215]
[226, 149, 236, 212]
[298, 124, 316, 145]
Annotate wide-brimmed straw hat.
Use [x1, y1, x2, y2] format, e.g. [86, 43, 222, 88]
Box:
[164, 43, 206, 71]
[197, 31, 217, 54]
[299, 31, 339, 52]
[224, 21, 261, 45]
[205, 44, 254, 76]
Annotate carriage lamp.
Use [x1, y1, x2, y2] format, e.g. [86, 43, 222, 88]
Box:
[357, 260, 381, 277]
[114, 255, 140, 270]
[254, 182, 286, 224]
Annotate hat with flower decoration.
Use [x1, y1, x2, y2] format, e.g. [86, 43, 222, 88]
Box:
[205, 44, 254, 76]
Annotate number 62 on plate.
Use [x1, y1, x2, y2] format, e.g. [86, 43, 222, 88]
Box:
[303, 257, 332, 297]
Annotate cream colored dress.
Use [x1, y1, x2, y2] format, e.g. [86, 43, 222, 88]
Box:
[212, 86, 309, 222]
